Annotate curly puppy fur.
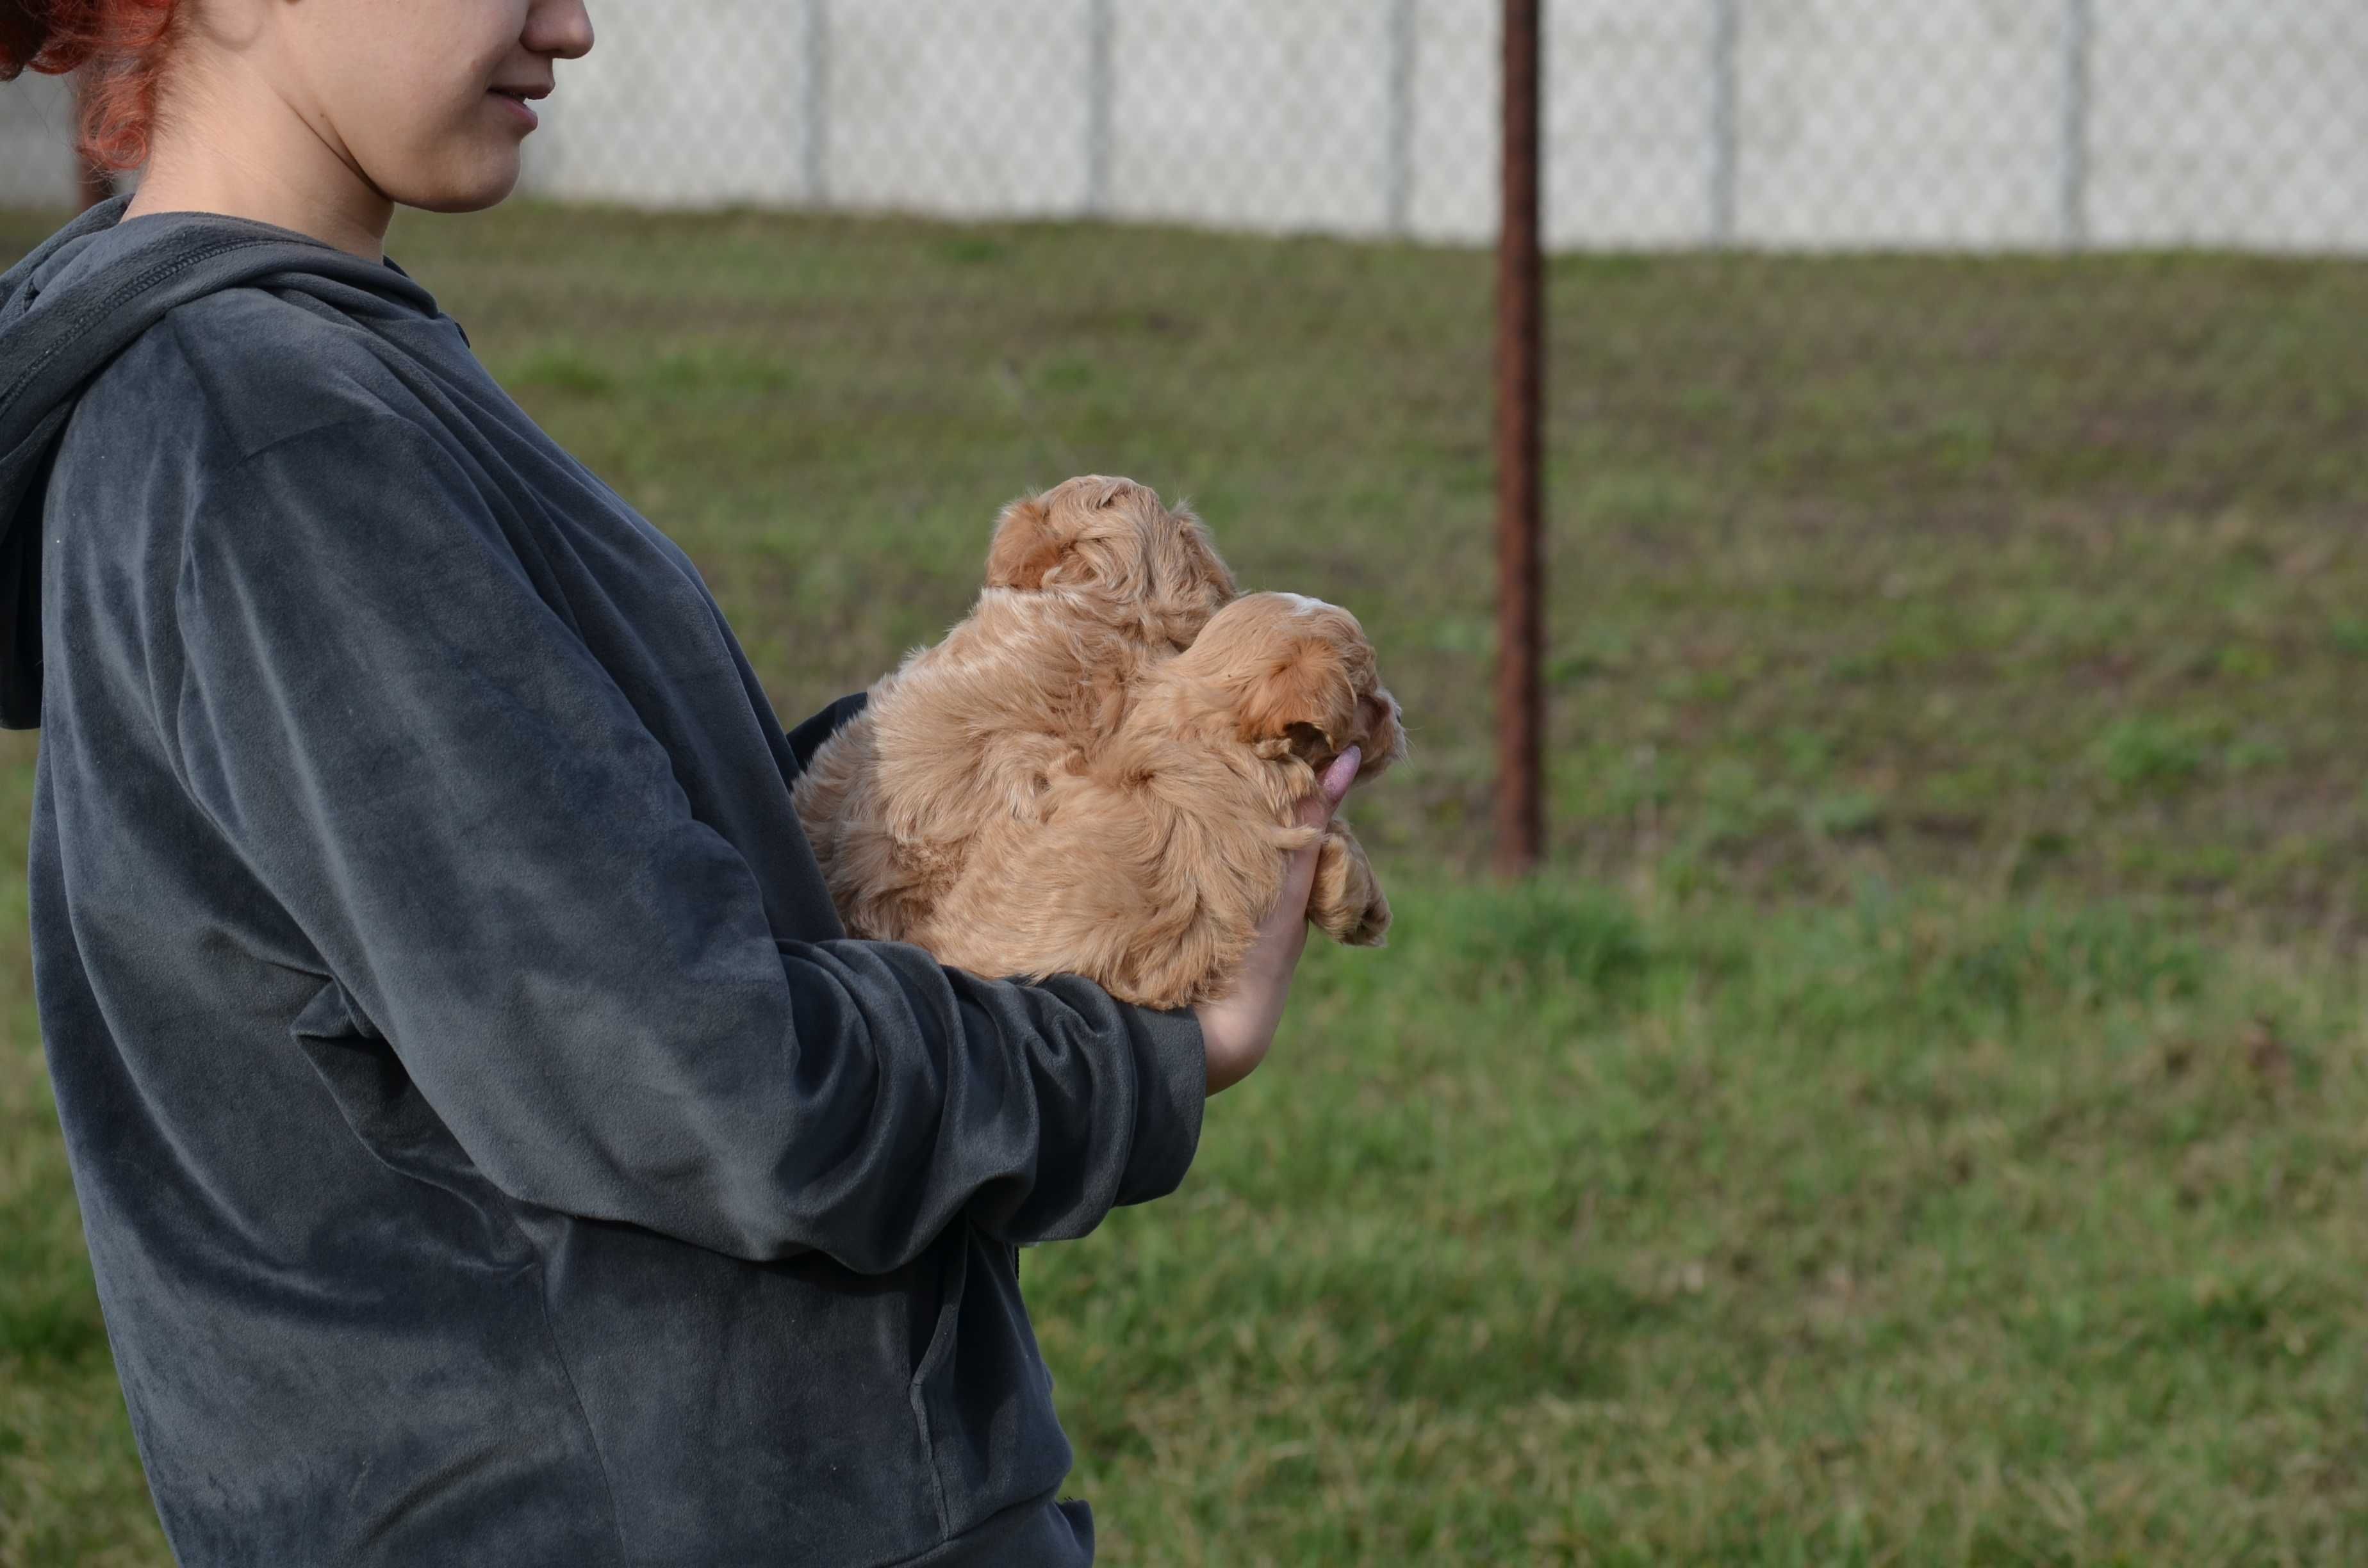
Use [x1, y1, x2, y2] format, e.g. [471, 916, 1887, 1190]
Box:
[792, 477, 1406, 1009]
[792, 475, 1238, 951]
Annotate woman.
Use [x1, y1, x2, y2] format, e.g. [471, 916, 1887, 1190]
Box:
[0, 1, 1356, 1562]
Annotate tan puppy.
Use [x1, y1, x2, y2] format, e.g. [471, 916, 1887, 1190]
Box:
[794, 480, 1404, 1009]
[793, 475, 1238, 946]
[944, 592, 1406, 1008]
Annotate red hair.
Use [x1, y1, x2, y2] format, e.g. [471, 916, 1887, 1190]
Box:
[0, 0, 185, 172]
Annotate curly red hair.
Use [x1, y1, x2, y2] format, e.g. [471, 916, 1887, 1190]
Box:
[1, 0, 185, 172]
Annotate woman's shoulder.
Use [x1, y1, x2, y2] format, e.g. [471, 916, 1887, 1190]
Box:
[76, 282, 436, 468]
[51, 286, 481, 589]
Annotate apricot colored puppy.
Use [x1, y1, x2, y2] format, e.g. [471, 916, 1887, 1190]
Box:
[794, 477, 1404, 1008]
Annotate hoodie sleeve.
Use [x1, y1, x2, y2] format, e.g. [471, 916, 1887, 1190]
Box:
[166, 413, 1205, 1273]
[785, 690, 869, 774]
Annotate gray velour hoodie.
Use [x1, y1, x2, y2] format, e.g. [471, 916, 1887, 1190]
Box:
[0, 194, 1206, 1567]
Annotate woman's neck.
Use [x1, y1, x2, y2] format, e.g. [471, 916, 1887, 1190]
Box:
[122, 62, 393, 263]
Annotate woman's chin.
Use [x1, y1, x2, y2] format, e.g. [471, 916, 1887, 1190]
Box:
[385, 152, 523, 216]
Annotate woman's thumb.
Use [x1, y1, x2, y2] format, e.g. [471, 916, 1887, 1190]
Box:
[1322, 747, 1362, 804]
[1297, 747, 1362, 829]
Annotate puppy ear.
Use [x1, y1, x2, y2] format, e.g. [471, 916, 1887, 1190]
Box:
[985, 496, 1068, 591]
[1237, 637, 1360, 767]
[1174, 508, 1238, 605]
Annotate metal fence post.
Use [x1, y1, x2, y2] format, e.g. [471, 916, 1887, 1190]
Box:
[1709, 0, 1739, 245]
[1085, 0, 1114, 216]
[2060, 0, 2093, 248]
[802, 0, 830, 206]
[1495, 0, 1545, 878]
[1384, 0, 1418, 234]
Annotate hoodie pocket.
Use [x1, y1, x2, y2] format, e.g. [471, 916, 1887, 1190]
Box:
[905, 1224, 971, 1534]
[906, 1223, 1073, 1538]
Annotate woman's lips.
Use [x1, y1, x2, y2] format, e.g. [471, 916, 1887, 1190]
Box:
[489, 90, 539, 131]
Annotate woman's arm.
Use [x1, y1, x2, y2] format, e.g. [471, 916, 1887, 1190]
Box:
[166, 413, 1204, 1273]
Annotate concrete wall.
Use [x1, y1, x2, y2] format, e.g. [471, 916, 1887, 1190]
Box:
[0, 70, 79, 208]
[7, 1, 2364, 252]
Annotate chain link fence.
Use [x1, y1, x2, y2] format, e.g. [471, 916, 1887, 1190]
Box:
[472, 0, 2364, 250]
[4, 1, 2366, 908]
[10, 2, 2364, 243]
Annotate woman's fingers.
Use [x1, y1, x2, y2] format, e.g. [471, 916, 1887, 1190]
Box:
[1320, 747, 1361, 807]
[1299, 747, 1360, 826]
[1196, 746, 1370, 1095]
[1274, 746, 1361, 920]
[1290, 746, 1363, 831]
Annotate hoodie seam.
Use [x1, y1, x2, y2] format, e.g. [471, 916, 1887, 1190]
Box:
[0, 234, 288, 428]
[160, 312, 417, 466]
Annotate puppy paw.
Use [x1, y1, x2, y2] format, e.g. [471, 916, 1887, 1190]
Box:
[1340, 885, 1390, 947]
[1310, 863, 1390, 947]
[1309, 822, 1392, 949]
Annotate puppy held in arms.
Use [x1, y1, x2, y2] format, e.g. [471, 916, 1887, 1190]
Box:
[793, 475, 1406, 1010]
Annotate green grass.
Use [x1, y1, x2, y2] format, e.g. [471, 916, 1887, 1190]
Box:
[3, 200, 2366, 1563]
[1046, 883, 2368, 1563]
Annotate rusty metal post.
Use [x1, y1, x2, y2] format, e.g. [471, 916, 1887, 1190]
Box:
[1493, 0, 1544, 876]
[76, 73, 113, 209]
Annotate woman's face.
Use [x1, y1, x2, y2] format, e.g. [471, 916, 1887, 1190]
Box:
[233, 0, 595, 213]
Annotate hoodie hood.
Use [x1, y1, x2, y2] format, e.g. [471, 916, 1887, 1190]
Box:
[0, 193, 440, 728]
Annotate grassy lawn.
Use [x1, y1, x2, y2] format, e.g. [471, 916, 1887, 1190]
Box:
[3, 200, 2365, 1563]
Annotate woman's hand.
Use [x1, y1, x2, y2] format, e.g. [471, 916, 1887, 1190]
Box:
[1194, 746, 1362, 1095]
